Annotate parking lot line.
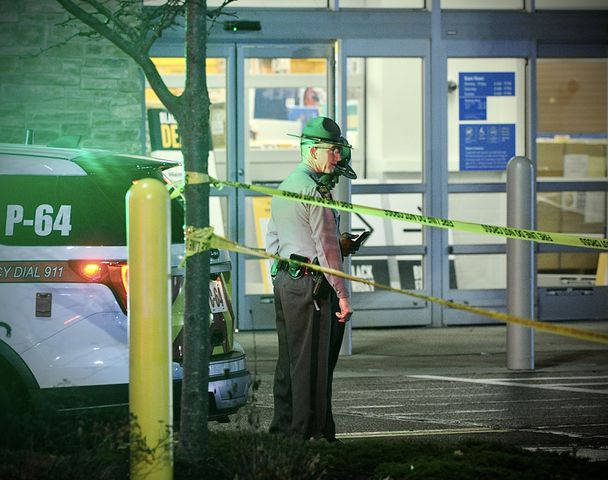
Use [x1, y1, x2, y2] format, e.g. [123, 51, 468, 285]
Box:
[337, 426, 511, 439]
[409, 375, 608, 394]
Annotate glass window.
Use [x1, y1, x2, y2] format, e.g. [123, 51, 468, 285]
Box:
[447, 58, 527, 183]
[352, 193, 424, 247]
[346, 57, 425, 299]
[352, 255, 424, 292]
[450, 254, 506, 289]
[209, 0, 327, 6]
[537, 59, 607, 287]
[449, 193, 506, 245]
[442, 0, 523, 8]
[537, 58, 607, 154]
[145, 57, 228, 238]
[245, 196, 273, 295]
[538, 252, 601, 281]
[145, 0, 327, 6]
[145, 57, 228, 179]
[244, 57, 328, 183]
[535, 0, 608, 9]
[347, 57, 424, 182]
[245, 258, 272, 295]
[538, 192, 606, 235]
[340, 0, 424, 7]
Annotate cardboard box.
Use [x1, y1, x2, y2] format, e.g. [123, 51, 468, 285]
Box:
[588, 156, 607, 177]
[559, 252, 600, 272]
[561, 209, 605, 235]
[537, 195, 562, 233]
[536, 140, 606, 274]
[564, 143, 605, 158]
[536, 196, 561, 271]
[537, 252, 560, 272]
[536, 142, 565, 177]
[537, 141, 607, 178]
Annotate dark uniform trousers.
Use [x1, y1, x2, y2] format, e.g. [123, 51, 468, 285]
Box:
[269, 269, 332, 439]
[324, 289, 344, 441]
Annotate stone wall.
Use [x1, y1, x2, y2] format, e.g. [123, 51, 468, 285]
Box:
[0, 0, 144, 153]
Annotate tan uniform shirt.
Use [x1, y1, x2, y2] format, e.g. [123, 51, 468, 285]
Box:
[266, 163, 349, 299]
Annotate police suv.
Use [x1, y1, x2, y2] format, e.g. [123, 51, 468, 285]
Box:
[0, 141, 250, 420]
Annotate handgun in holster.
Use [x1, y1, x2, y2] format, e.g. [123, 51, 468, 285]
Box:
[288, 253, 308, 279]
[311, 257, 330, 300]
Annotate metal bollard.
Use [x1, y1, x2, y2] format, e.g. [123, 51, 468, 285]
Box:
[127, 178, 173, 480]
[506, 156, 535, 370]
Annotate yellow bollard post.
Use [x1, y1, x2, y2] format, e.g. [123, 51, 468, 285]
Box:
[127, 178, 173, 480]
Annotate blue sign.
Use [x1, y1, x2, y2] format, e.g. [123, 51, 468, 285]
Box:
[459, 72, 515, 121]
[460, 124, 516, 171]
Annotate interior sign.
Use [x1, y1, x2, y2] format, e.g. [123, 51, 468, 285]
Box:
[459, 72, 514, 121]
[458, 71, 517, 171]
[148, 108, 181, 150]
[460, 124, 515, 171]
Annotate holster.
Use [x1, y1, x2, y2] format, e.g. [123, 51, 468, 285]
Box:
[311, 258, 330, 300]
[270, 258, 280, 278]
[270, 254, 309, 279]
[288, 254, 309, 279]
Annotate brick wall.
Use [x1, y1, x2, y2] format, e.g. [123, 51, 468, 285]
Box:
[0, 0, 144, 153]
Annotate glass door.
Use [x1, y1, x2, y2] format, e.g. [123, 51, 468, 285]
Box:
[236, 44, 335, 330]
[341, 39, 431, 327]
[444, 42, 531, 325]
[145, 45, 236, 243]
[144, 43, 335, 331]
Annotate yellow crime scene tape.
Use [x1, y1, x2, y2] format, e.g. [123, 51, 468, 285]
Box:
[191, 176, 607, 251]
[185, 226, 608, 346]
[169, 174, 608, 344]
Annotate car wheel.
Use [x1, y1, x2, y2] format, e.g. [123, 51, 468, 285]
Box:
[0, 362, 27, 420]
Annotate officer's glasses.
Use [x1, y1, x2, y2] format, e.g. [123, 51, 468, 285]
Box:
[316, 145, 341, 155]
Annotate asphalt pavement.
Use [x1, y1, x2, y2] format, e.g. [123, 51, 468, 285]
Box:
[212, 320, 608, 460]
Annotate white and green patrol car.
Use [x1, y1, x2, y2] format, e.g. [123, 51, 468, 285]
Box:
[0, 142, 250, 420]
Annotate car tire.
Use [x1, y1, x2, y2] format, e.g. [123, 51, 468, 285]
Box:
[0, 361, 27, 420]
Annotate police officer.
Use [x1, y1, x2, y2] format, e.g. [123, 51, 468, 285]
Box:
[321, 137, 361, 442]
[266, 116, 352, 440]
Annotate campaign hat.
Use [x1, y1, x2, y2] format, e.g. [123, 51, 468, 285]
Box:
[288, 116, 342, 144]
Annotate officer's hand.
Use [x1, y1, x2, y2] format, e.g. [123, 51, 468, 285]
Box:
[336, 297, 352, 324]
[340, 232, 358, 257]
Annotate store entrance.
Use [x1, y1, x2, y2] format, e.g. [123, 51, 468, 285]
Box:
[235, 44, 336, 329]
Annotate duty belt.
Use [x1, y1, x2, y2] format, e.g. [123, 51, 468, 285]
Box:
[271, 254, 315, 279]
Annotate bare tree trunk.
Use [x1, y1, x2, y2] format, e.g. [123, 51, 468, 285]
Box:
[53, 0, 215, 467]
[176, 0, 211, 465]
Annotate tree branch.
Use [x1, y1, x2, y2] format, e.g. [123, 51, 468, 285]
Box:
[79, 0, 139, 40]
[141, 0, 186, 54]
[55, 0, 139, 58]
[55, 0, 181, 115]
[27, 29, 99, 59]
[141, 56, 183, 118]
[207, 0, 238, 19]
